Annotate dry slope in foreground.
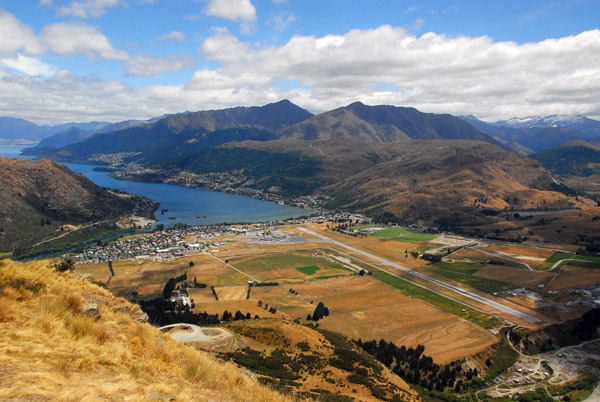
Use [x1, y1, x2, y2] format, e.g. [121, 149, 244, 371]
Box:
[0, 259, 292, 402]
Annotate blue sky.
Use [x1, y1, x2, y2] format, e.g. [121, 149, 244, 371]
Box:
[0, 0, 598, 124]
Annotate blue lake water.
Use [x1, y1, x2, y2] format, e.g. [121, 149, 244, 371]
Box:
[0, 145, 311, 226]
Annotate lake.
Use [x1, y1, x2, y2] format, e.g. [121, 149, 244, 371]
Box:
[0, 145, 312, 226]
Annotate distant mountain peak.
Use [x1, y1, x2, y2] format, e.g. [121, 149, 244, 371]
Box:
[495, 114, 597, 130]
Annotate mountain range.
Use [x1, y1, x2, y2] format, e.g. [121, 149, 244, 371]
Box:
[3, 102, 598, 155]
[24, 100, 512, 165]
[0, 116, 109, 144]
[461, 115, 600, 153]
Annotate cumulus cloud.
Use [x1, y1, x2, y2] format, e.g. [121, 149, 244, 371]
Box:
[40, 22, 128, 60]
[204, 0, 257, 22]
[58, 0, 121, 18]
[126, 54, 193, 77]
[0, 54, 56, 77]
[1, 23, 599, 124]
[0, 9, 43, 57]
[193, 26, 600, 120]
[268, 12, 296, 31]
[158, 31, 187, 41]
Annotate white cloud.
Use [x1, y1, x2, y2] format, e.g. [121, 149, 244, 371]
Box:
[0, 9, 43, 57]
[58, 0, 121, 18]
[192, 26, 600, 120]
[0, 54, 56, 77]
[40, 22, 128, 60]
[1, 24, 599, 124]
[203, 0, 257, 22]
[158, 31, 186, 42]
[413, 18, 424, 31]
[39, 0, 53, 5]
[201, 27, 250, 63]
[268, 12, 296, 31]
[126, 54, 193, 77]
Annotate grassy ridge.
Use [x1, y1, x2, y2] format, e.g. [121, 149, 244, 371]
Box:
[0, 259, 292, 402]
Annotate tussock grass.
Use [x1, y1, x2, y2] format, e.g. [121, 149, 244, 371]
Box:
[0, 259, 294, 402]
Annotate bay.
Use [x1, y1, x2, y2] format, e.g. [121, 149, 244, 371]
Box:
[0, 145, 312, 226]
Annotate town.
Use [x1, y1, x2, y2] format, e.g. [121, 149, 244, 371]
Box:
[69, 211, 370, 264]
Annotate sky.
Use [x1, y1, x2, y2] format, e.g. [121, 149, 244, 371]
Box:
[0, 0, 599, 125]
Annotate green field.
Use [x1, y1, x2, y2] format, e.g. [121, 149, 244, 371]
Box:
[373, 271, 497, 328]
[232, 254, 353, 282]
[371, 227, 437, 243]
[296, 265, 320, 275]
[427, 262, 513, 293]
[429, 261, 483, 275]
[543, 252, 600, 269]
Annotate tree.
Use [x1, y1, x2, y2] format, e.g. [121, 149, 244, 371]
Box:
[163, 278, 176, 299]
[54, 258, 74, 272]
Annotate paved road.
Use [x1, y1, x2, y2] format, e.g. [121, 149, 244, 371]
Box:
[299, 228, 540, 323]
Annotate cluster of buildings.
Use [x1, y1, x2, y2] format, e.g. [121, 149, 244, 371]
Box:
[570, 284, 600, 307]
[68, 210, 371, 264]
[70, 225, 238, 264]
[111, 168, 331, 209]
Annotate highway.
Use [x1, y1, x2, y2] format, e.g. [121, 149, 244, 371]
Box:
[299, 227, 540, 323]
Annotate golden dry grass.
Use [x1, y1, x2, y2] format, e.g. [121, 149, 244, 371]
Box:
[0, 259, 294, 402]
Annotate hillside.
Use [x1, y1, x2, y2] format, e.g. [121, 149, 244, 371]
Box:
[221, 320, 421, 402]
[215, 139, 578, 227]
[280, 102, 497, 144]
[0, 158, 158, 256]
[29, 100, 313, 164]
[531, 140, 600, 176]
[34, 126, 91, 149]
[0, 259, 292, 402]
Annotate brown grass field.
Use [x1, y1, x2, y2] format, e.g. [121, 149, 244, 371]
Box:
[0, 259, 292, 402]
[216, 286, 249, 301]
[70, 221, 599, 365]
[474, 265, 555, 288]
[545, 265, 600, 290]
[189, 288, 218, 303]
[192, 275, 496, 364]
[479, 243, 557, 259]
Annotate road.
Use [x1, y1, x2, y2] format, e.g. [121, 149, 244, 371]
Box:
[298, 228, 540, 323]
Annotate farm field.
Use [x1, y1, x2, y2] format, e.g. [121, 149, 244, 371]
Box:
[198, 274, 497, 363]
[541, 252, 600, 270]
[474, 265, 555, 288]
[370, 227, 438, 243]
[228, 253, 355, 283]
[71, 222, 600, 364]
[425, 261, 514, 293]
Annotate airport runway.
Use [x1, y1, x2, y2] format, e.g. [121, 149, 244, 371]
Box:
[299, 228, 540, 323]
